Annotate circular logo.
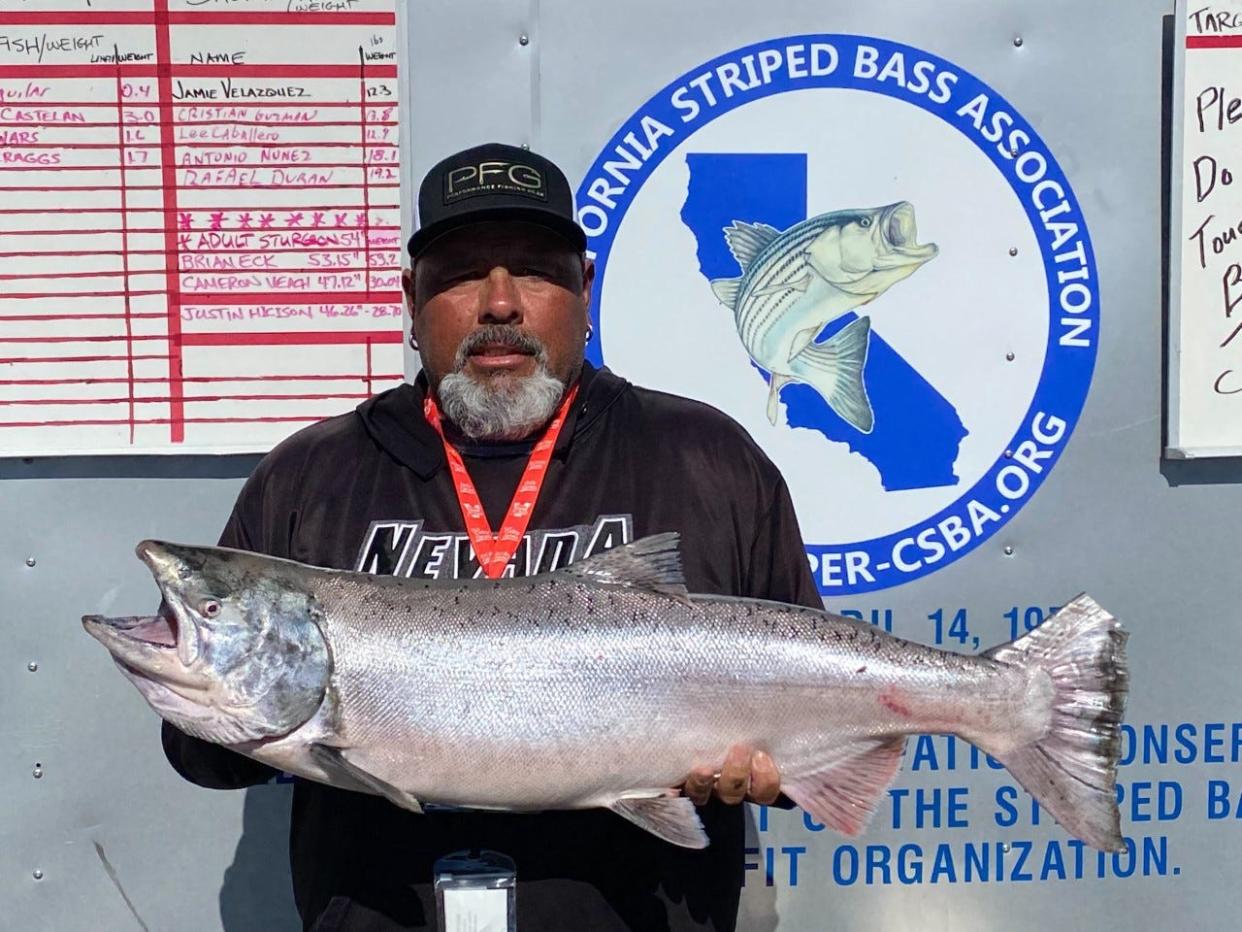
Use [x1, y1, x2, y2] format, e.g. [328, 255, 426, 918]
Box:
[578, 35, 1098, 595]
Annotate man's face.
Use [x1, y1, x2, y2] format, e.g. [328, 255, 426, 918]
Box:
[405, 221, 594, 391]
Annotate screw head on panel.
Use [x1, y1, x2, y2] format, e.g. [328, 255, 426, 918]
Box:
[32, 869, 43, 880]
[1006, 351, 1015, 361]
[25, 556, 36, 567]
[32, 764, 43, 779]
[518, 33, 530, 46]
[27, 661, 38, 672]
[1013, 36, 1024, 48]
[1008, 246, 1018, 256]
[1003, 545, 1015, 556]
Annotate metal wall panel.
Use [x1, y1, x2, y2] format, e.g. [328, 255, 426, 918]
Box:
[4, 2, 1238, 930]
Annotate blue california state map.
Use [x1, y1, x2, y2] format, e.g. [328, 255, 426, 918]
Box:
[679, 153, 968, 492]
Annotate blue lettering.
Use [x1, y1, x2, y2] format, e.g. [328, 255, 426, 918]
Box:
[833, 845, 859, 885]
[867, 844, 892, 884]
[1208, 779, 1233, 819]
[930, 843, 957, 883]
[1142, 835, 1169, 876]
[994, 786, 1018, 826]
[782, 846, 806, 886]
[911, 735, 938, 770]
[1010, 840, 1033, 881]
[1205, 722, 1225, 762]
[1112, 838, 1136, 878]
[1040, 840, 1067, 880]
[889, 787, 909, 829]
[947, 787, 969, 827]
[964, 841, 990, 882]
[898, 844, 922, 883]
[1176, 722, 1198, 763]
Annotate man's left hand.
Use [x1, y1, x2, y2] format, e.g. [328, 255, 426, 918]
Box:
[683, 745, 780, 806]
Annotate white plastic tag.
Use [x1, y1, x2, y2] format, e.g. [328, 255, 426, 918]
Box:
[441, 887, 510, 932]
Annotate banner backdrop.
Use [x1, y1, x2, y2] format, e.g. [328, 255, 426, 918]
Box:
[4, 2, 1240, 931]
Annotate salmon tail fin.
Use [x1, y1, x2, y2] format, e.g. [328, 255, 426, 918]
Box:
[790, 315, 874, 433]
[982, 594, 1129, 852]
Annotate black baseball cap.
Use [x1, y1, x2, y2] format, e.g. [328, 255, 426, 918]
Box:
[407, 142, 587, 258]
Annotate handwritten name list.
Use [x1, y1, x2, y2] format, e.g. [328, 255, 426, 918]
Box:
[0, 0, 403, 455]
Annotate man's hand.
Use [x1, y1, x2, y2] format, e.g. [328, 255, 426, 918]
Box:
[683, 745, 780, 806]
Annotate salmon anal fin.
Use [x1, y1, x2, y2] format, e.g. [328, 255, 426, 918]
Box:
[610, 794, 709, 849]
[309, 744, 424, 814]
[781, 737, 906, 836]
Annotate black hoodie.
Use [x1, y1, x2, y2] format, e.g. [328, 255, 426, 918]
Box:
[162, 362, 821, 932]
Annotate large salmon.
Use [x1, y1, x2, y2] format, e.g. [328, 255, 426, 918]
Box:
[83, 534, 1127, 850]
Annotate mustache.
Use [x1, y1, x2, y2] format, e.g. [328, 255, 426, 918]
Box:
[453, 325, 547, 370]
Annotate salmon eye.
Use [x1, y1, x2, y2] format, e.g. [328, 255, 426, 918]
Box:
[201, 600, 221, 618]
[859, 217, 872, 228]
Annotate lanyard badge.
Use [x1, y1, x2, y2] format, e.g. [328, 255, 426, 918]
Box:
[423, 383, 579, 579]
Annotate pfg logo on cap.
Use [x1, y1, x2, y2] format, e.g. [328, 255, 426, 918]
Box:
[578, 34, 1098, 595]
[444, 160, 548, 204]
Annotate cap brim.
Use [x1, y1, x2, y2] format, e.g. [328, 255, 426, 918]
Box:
[407, 207, 587, 258]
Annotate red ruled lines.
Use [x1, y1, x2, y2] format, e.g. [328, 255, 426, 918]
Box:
[359, 47, 372, 299]
[181, 331, 402, 346]
[0, 205, 398, 216]
[0, 225, 400, 236]
[7, 391, 373, 406]
[0, 64, 398, 79]
[0, 12, 395, 26]
[0, 373, 402, 387]
[154, 0, 185, 441]
[1187, 35, 1242, 48]
[0, 415, 355, 428]
[0, 6, 404, 448]
[115, 51, 137, 441]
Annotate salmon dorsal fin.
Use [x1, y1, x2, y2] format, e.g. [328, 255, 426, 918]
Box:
[723, 220, 781, 272]
[556, 532, 689, 602]
[782, 737, 906, 836]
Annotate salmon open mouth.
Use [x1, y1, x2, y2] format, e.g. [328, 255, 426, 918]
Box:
[80, 598, 194, 684]
[83, 601, 179, 650]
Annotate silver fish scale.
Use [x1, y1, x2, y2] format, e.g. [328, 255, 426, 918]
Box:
[306, 572, 1027, 811]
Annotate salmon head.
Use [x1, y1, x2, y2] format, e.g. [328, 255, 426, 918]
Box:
[82, 541, 330, 745]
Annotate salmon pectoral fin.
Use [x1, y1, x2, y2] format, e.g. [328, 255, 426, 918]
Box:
[610, 795, 709, 849]
[781, 736, 906, 837]
[308, 744, 424, 814]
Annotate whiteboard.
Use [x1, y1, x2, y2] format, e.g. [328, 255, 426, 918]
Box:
[1169, 0, 1242, 457]
[0, 0, 404, 456]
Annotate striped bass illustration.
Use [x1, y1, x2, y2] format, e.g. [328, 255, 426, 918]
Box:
[83, 534, 1127, 851]
[710, 202, 939, 432]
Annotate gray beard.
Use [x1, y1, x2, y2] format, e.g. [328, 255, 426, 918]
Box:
[435, 327, 568, 441]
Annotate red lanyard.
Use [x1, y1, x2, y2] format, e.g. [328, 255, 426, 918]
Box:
[423, 383, 579, 579]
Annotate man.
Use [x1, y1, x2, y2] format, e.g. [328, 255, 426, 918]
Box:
[162, 143, 822, 931]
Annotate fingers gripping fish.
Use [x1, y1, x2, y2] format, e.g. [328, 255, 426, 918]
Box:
[710, 201, 939, 433]
[83, 534, 1128, 852]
